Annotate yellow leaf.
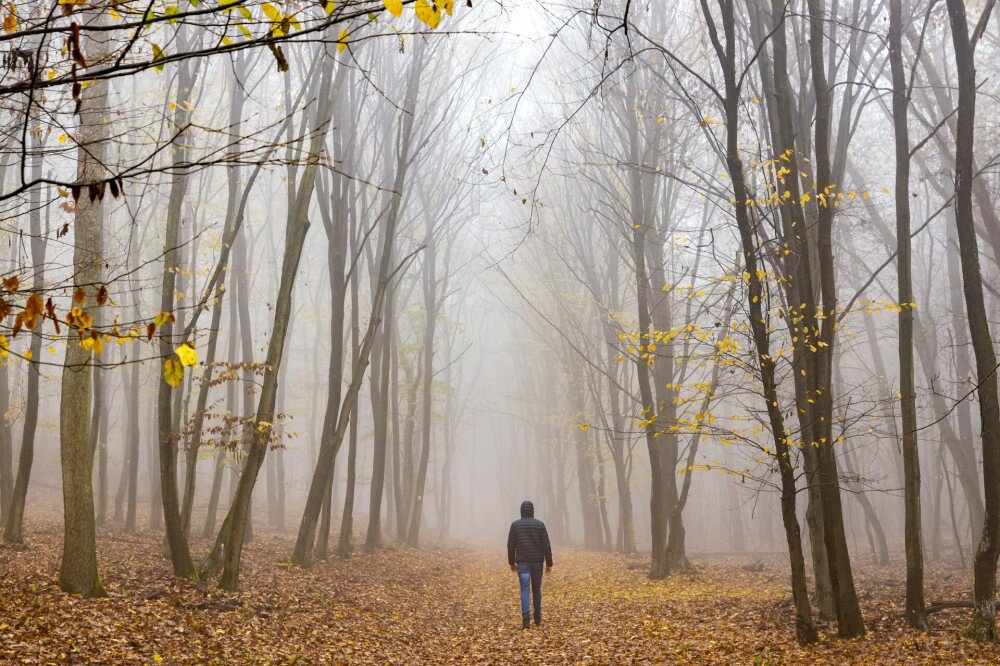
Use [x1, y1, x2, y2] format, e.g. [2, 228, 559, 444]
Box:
[151, 43, 165, 72]
[337, 28, 348, 52]
[154, 311, 173, 327]
[163, 359, 184, 388]
[324, 1, 335, 15]
[3, 12, 17, 34]
[383, 0, 401, 16]
[48, 345, 57, 356]
[175, 341, 197, 367]
[58, 133, 67, 144]
[261, 2, 281, 21]
[415, 0, 440, 28]
[435, 0, 453, 16]
[23, 350, 31, 361]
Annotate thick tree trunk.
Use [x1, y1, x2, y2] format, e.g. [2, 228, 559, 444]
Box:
[59, 11, 109, 595]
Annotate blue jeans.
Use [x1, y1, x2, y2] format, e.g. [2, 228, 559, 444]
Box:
[517, 562, 543, 622]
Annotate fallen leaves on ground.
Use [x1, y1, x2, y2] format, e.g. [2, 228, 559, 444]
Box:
[1, 516, 998, 664]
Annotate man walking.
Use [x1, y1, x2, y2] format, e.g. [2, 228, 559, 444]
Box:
[507, 500, 553, 629]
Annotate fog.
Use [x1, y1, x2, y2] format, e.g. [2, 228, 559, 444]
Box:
[2, 0, 1000, 654]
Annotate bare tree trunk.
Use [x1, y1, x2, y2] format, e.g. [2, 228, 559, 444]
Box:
[707, 0, 817, 644]
[889, 0, 927, 630]
[0, 362, 10, 529]
[624, 73, 667, 579]
[365, 287, 393, 553]
[407, 239, 437, 547]
[203, 312, 239, 539]
[945, 0, 1000, 642]
[805, 0, 865, 638]
[4, 147, 45, 544]
[89, 355, 107, 526]
[337, 230, 362, 559]
[291, 60, 365, 565]
[155, 43, 199, 580]
[59, 9, 109, 595]
[207, 53, 345, 588]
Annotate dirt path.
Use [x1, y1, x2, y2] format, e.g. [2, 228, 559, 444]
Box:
[1, 521, 998, 663]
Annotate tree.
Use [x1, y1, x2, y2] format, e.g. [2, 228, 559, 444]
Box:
[944, 0, 1000, 642]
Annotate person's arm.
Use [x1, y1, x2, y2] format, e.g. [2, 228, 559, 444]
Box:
[542, 524, 553, 570]
[507, 523, 516, 569]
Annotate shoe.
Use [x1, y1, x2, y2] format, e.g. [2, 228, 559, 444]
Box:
[522, 616, 530, 629]
[534, 617, 542, 626]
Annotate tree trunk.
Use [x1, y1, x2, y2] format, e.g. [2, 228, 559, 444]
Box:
[407, 238, 437, 547]
[59, 10, 109, 595]
[889, 0, 927, 629]
[155, 45, 199, 580]
[337, 238, 362, 559]
[90, 356, 107, 526]
[3, 146, 45, 544]
[945, 0, 1000, 642]
[365, 288, 393, 553]
[203, 312, 239, 539]
[806, 0, 865, 637]
[707, 0, 817, 644]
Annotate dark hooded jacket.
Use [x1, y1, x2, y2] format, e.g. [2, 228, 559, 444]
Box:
[507, 501, 553, 567]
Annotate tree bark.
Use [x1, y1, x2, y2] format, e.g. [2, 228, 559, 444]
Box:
[155, 41, 199, 579]
[889, 0, 927, 630]
[4, 145, 45, 544]
[59, 8, 109, 595]
[705, 0, 817, 644]
[945, 0, 1000, 642]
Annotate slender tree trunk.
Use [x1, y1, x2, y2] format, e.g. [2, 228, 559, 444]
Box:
[0, 362, 10, 530]
[211, 51, 344, 583]
[155, 46, 199, 580]
[945, 0, 1000, 641]
[290, 60, 360, 565]
[90, 358, 107, 526]
[365, 289, 393, 552]
[889, 0, 926, 629]
[806, 0, 865, 637]
[624, 74, 668, 579]
[337, 267, 362, 558]
[213, 64, 335, 585]
[204, 314, 239, 539]
[3, 149, 45, 544]
[706, 0, 817, 644]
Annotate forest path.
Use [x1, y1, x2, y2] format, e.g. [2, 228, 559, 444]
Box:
[0, 520, 995, 664]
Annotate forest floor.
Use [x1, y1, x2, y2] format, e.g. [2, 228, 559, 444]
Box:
[1, 516, 999, 664]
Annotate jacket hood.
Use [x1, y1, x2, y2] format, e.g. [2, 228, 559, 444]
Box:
[520, 500, 534, 518]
